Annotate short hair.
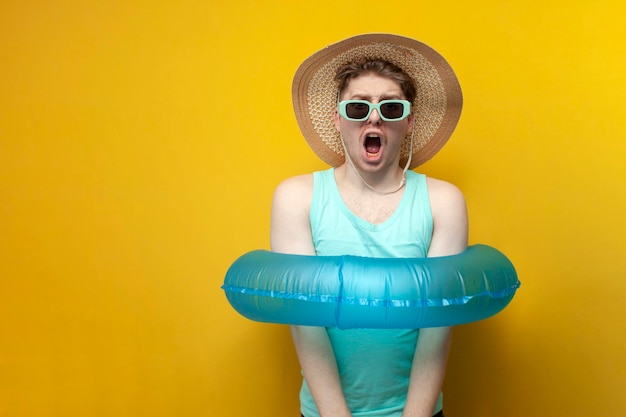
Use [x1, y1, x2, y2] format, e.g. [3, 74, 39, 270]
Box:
[334, 59, 417, 103]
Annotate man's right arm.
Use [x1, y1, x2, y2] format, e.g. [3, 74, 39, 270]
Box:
[270, 175, 352, 417]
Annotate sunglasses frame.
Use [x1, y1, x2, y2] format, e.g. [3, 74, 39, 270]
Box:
[338, 99, 412, 122]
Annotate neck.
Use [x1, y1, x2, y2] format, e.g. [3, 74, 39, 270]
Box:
[342, 155, 407, 195]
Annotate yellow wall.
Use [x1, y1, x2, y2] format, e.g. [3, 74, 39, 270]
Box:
[1, 1, 625, 416]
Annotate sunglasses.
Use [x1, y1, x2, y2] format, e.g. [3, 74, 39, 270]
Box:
[338, 99, 411, 122]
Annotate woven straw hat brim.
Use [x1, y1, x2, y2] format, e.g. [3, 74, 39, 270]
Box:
[292, 33, 463, 169]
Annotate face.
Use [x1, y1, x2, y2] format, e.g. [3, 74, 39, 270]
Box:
[334, 73, 414, 173]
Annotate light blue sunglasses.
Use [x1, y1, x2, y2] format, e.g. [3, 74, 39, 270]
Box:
[338, 99, 411, 121]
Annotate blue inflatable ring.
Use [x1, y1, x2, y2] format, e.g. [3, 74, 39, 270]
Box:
[222, 244, 520, 329]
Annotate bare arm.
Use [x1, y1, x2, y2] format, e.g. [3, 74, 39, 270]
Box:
[270, 175, 352, 417]
[402, 178, 468, 417]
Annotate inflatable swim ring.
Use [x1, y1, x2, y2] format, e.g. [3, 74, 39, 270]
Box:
[222, 244, 519, 329]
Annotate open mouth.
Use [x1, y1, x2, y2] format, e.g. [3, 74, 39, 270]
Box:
[365, 135, 381, 156]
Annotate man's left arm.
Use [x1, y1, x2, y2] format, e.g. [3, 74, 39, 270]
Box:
[402, 178, 468, 417]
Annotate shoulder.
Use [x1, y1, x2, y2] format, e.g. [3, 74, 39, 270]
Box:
[424, 176, 468, 256]
[270, 173, 316, 254]
[425, 176, 466, 212]
[272, 173, 315, 209]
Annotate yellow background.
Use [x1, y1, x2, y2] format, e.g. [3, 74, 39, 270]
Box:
[1, 1, 625, 416]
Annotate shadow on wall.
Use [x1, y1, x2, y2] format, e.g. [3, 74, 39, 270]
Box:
[444, 318, 519, 416]
[216, 319, 302, 416]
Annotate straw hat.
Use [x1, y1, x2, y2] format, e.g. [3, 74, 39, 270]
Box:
[292, 33, 463, 169]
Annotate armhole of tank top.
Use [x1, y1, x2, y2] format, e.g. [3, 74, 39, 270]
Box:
[419, 173, 435, 247]
[309, 170, 326, 243]
[310, 171, 319, 226]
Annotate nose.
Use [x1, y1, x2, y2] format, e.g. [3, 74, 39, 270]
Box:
[368, 107, 382, 124]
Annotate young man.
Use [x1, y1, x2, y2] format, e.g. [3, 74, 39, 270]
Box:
[271, 34, 467, 417]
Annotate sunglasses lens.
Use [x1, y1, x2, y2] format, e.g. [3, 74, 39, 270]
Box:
[345, 102, 370, 120]
[380, 102, 405, 120]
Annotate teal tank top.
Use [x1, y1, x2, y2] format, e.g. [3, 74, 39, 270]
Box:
[299, 168, 443, 417]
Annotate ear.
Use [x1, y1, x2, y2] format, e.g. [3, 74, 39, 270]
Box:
[406, 112, 416, 133]
[333, 108, 341, 132]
